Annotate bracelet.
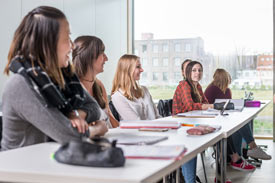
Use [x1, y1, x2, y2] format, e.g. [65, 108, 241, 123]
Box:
[74, 110, 80, 117]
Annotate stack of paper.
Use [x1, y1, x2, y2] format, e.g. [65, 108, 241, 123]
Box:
[119, 145, 186, 159]
[175, 110, 217, 118]
[119, 120, 180, 129]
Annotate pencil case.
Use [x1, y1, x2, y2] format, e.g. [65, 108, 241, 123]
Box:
[245, 100, 261, 107]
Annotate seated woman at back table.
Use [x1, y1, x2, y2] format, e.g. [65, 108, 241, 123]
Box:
[204, 69, 271, 162]
[172, 61, 213, 183]
[72, 35, 119, 128]
[1, 6, 108, 151]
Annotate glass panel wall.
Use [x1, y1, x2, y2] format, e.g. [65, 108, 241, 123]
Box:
[134, 0, 273, 136]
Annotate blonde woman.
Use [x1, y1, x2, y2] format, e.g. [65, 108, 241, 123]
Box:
[111, 54, 161, 121]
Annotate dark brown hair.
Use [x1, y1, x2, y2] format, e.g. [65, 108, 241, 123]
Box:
[4, 6, 72, 88]
[181, 59, 192, 71]
[185, 61, 203, 103]
[72, 36, 106, 108]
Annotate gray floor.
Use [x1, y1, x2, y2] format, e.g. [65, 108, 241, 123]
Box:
[196, 139, 275, 183]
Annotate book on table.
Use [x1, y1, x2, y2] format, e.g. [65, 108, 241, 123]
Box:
[119, 120, 180, 129]
[175, 110, 217, 118]
[119, 144, 186, 159]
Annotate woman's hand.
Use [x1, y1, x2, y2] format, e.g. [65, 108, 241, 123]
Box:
[69, 110, 89, 134]
[89, 120, 108, 137]
[202, 104, 214, 110]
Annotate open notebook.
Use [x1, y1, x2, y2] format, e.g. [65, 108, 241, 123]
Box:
[120, 120, 180, 129]
[119, 145, 186, 159]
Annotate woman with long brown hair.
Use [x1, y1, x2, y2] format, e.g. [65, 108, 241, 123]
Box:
[72, 35, 119, 128]
[1, 6, 107, 151]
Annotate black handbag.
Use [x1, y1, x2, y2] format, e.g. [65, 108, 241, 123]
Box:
[214, 102, 234, 110]
[54, 137, 125, 167]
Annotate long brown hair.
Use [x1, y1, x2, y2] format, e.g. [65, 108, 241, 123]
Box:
[185, 61, 203, 103]
[208, 68, 230, 93]
[72, 36, 106, 108]
[111, 54, 143, 100]
[4, 6, 73, 88]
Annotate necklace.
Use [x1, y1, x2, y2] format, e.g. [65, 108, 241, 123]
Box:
[82, 78, 94, 83]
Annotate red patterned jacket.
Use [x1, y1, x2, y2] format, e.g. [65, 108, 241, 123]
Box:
[172, 80, 208, 115]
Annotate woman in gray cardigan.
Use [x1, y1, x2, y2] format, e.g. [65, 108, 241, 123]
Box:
[1, 6, 108, 151]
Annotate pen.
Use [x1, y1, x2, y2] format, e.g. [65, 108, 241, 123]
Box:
[181, 123, 195, 127]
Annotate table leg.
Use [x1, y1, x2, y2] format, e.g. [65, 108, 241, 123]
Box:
[215, 138, 227, 183]
[176, 167, 180, 183]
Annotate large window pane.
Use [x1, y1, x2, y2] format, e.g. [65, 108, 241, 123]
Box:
[134, 0, 273, 137]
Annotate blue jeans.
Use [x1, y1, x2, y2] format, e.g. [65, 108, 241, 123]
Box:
[231, 121, 254, 155]
[181, 157, 197, 183]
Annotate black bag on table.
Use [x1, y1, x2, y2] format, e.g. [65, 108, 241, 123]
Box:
[54, 136, 125, 167]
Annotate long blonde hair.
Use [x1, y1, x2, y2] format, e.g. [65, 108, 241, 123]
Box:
[111, 54, 144, 100]
[209, 68, 230, 93]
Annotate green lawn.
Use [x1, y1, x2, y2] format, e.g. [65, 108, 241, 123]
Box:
[148, 86, 273, 136]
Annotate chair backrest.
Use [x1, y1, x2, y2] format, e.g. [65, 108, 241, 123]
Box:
[157, 99, 173, 117]
[109, 101, 120, 121]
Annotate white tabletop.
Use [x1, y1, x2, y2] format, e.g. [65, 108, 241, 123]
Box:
[0, 129, 223, 183]
[0, 101, 269, 183]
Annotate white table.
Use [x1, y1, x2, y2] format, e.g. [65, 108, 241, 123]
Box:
[0, 129, 223, 183]
[0, 101, 269, 183]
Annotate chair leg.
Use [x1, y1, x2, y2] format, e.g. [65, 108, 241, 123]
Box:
[201, 152, 208, 183]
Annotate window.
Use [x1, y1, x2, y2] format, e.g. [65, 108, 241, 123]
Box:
[174, 72, 181, 82]
[163, 72, 168, 81]
[142, 72, 147, 79]
[134, 0, 273, 137]
[153, 72, 159, 80]
[141, 58, 148, 66]
[142, 45, 147, 53]
[174, 43, 181, 52]
[185, 43, 191, 52]
[135, 49, 139, 56]
[153, 44, 158, 53]
[174, 57, 181, 66]
[163, 43, 169, 52]
[163, 58, 169, 66]
[153, 58, 159, 66]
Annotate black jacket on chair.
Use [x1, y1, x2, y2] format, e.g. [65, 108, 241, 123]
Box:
[109, 101, 120, 121]
[157, 99, 173, 117]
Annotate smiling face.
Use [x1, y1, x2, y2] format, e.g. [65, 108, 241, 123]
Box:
[93, 52, 108, 75]
[57, 19, 72, 68]
[133, 59, 144, 81]
[191, 64, 203, 83]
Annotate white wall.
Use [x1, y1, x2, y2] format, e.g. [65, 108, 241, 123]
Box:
[0, 0, 128, 100]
